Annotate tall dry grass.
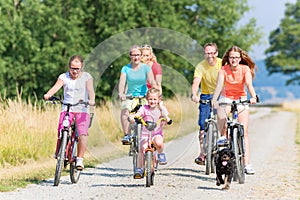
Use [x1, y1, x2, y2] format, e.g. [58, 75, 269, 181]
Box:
[0, 97, 58, 167]
[0, 95, 198, 169]
[282, 100, 300, 146]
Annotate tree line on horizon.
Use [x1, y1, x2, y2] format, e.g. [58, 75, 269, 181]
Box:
[0, 0, 269, 103]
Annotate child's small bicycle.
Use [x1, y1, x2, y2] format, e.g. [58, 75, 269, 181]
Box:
[135, 115, 172, 187]
[48, 96, 93, 186]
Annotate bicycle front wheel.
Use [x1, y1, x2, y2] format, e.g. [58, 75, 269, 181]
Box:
[145, 151, 154, 187]
[205, 123, 213, 175]
[132, 151, 138, 173]
[54, 130, 68, 186]
[70, 139, 81, 184]
[233, 127, 245, 184]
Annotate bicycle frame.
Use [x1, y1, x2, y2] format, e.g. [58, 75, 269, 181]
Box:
[49, 96, 90, 186]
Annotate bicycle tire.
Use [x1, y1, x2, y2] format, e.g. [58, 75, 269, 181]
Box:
[54, 130, 68, 186]
[69, 139, 81, 184]
[145, 151, 153, 187]
[132, 151, 138, 173]
[132, 123, 141, 173]
[205, 123, 213, 175]
[135, 123, 142, 153]
[233, 127, 245, 184]
[211, 123, 218, 174]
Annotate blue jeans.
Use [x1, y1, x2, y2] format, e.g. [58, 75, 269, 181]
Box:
[198, 94, 213, 131]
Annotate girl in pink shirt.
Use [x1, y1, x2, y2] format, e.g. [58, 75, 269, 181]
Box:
[130, 88, 171, 179]
[212, 46, 258, 175]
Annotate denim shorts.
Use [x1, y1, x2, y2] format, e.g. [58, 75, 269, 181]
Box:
[198, 94, 213, 131]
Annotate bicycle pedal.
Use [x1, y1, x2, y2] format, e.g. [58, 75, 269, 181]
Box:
[122, 141, 131, 145]
[64, 160, 69, 168]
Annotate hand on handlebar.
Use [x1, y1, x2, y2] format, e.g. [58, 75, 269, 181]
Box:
[44, 93, 52, 100]
[191, 94, 200, 103]
[118, 93, 126, 101]
[211, 100, 219, 109]
[88, 100, 96, 106]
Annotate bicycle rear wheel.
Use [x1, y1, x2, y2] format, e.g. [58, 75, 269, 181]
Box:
[233, 127, 245, 184]
[145, 151, 154, 187]
[54, 130, 68, 186]
[70, 139, 81, 184]
[205, 123, 213, 175]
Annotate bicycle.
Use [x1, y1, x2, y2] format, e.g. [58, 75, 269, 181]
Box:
[48, 96, 93, 186]
[201, 99, 219, 175]
[124, 95, 147, 175]
[219, 95, 259, 184]
[135, 115, 172, 187]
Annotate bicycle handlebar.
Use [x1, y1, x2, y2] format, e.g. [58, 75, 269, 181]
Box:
[134, 116, 172, 131]
[199, 99, 211, 104]
[218, 95, 260, 106]
[125, 95, 146, 100]
[48, 96, 93, 107]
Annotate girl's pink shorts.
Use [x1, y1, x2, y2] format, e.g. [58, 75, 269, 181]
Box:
[57, 111, 90, 137]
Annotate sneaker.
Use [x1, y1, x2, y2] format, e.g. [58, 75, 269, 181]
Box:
[76, 157, 84, 170]
[122, 134, 131, 145]
[244, 164, 255, 175]
[194, 156, 205, 165]
[133, 168, 144, 179]
[158, 153, 167, 165]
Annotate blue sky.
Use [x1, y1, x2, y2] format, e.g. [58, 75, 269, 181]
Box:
[239, 0, 297, 60]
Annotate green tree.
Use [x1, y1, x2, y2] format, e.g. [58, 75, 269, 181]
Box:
[0, 0, 92, 99]
[265, 0, 300, 85]
[87, 0, 261, 100]
[0, 0, 261, 101]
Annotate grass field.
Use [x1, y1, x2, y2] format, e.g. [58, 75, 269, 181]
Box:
[0, 96, 299, 192]
[0, 95, 198, 191]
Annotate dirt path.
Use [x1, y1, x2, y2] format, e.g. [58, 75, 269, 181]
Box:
[1, 107, 299, 200]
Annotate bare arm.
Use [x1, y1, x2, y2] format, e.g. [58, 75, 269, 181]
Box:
[245, 71, 257, 104]
[118, 72, 127, 100]
[191, 77, 201, 103]
[86, 78, 96, 105]
[155, 74, 162, 94]
[212, 71, 224, 106]
[147, 70, 157, 89]
[44, 78, 64, 100]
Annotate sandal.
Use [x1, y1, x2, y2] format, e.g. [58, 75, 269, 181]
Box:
[194, 155, 205, 165]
